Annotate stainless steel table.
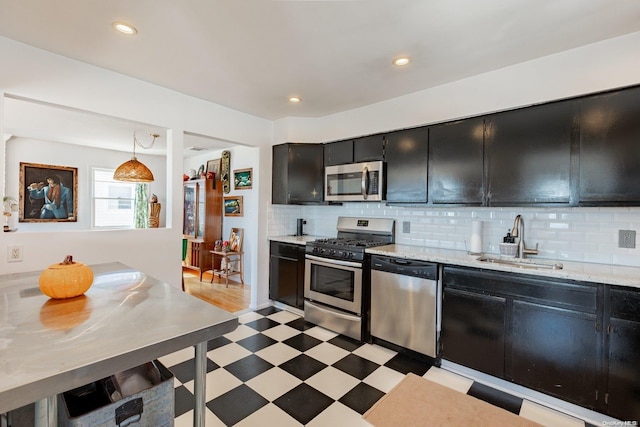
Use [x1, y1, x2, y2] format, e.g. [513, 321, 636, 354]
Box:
[0, 262, 238, 427]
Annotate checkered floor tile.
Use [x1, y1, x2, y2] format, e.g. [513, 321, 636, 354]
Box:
[157, 306, 594, 427]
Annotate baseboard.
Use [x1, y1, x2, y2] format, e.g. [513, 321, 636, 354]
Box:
[440, 360, 620, 425]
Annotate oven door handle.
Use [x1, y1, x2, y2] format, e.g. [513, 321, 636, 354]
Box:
[305, 254, 362, 268]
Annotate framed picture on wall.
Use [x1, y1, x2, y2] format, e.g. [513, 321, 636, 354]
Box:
[223, 196, 243, 217]
[233, 168, 253, 190]
[19, 162, 78, 222]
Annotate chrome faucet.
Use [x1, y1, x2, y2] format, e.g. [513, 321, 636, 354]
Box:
[511, 215, 539, 259]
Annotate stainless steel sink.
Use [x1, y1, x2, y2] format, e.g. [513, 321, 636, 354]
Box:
[476, 255, 563, 270]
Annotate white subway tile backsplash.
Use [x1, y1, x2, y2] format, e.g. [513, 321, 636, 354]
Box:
[269, 204, 640, 267]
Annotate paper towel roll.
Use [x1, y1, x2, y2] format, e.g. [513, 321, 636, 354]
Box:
[470, 220, 483, 254]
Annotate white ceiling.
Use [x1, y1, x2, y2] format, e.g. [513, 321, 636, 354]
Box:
[2, 0, 640, 154]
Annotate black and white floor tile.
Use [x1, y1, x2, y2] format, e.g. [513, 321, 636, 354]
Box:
[158, 307, 593, 427]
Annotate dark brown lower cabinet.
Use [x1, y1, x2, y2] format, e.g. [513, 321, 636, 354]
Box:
[441, 288, 506, 378]
[441, 266, 600, 412]
[607, 287, 640, 421]
[269, 241, 305, 309]
[510, 300, 597, 408]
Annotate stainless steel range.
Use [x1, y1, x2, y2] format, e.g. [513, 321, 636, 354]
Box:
[304, 217, 395, 341]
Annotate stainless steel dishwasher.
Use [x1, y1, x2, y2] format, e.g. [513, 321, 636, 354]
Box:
[370, 255, 439, 358]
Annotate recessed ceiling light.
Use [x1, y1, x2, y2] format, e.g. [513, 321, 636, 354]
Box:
[393, 57, 411, 66]
[289, 96, 302, 103]
[112, 22, 137, 35]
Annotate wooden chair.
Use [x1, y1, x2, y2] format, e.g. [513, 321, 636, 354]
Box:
[210, 228, 244, 287]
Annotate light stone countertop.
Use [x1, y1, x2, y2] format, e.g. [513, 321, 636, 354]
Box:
[269, 235, 329, 245]
[367, 244, 640, 289]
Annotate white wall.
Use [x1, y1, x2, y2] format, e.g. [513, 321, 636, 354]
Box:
[277, 32, 640, 145]
[268, 31, 640, 269]
[0, 37, 273, 294]
[5, 137, 167, 231]
[183, 145, 260, 290]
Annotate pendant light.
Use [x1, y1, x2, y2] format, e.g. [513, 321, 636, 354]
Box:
[113, 132, 158, 182]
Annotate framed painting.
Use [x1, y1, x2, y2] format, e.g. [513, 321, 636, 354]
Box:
[19, 162, 78, 222]
[233, 168, 253, 190]
[223, 196, 243, 217]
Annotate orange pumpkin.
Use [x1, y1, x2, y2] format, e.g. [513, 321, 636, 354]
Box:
[39, 255, 94, 299]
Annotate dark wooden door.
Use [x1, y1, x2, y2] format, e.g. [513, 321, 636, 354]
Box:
[385, 127, 428, 203]
[441, 287, 506, 378]
[579, 86, 640, 205]
[510, 300, 598, 408]
[486, 100, 575, 205]
[429, 118, 485, 205]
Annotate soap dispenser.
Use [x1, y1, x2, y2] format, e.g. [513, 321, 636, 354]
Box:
[503, 231, 514, 243]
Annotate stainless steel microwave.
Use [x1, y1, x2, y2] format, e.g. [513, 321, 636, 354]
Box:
[325, 161, 385, 202]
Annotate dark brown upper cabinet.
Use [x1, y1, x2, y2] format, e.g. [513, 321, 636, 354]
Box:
[272, 143, 324, 204]
[385, 127, 429, 203]
[578, 86, 640, 205]
[429, 117, 485, 205]
[485, 100, 577, 206]
[324, 139, 354, 166]
[353, 133, 385, 162]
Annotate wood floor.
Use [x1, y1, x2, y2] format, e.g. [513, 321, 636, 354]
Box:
[182, 268, 250, 313]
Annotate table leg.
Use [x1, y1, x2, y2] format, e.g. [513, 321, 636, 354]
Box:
[193, 341, 207, 427]
[34, 395, 56, 427]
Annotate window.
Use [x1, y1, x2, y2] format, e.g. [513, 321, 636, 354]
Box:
[93, 168, 146, 228]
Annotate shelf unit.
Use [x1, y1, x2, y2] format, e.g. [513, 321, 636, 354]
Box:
[182, 178, 222, 280]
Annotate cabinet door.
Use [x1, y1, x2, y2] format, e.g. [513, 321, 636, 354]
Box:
[288, 144, 324, 203]
[486, 101, 575, 205]
[324, 139, 354, 166]
[429, 118, 484, 205]
[510, 301, 597, 408]
[607, 287, 640, 421]
[196, 182, 206, 239]
[272, 144, 289, 204]
[272, 143, 324, 204]
[269, 242, 305, 309]
[441, 288, 506, 378]
[579, 86, 640, 205]
[385, 127, 428, 203]
[183, 183, 196, 237]
[353, 134, 385, 162]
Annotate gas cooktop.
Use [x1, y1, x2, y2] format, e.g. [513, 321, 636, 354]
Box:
[305, 217, 395, 261]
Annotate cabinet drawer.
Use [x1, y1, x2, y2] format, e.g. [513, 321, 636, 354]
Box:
[443, 266, 597, 313]
[610, 286, 640, 321]
[270, 241, 303, 259]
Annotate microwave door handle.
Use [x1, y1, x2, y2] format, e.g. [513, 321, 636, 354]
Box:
[361, 166, 369, 199]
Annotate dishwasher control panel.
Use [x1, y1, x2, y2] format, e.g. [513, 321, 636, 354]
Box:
[370, 255, 438, 280]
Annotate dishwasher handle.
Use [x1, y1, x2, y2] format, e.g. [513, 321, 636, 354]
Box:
[370, 255, 438, 280]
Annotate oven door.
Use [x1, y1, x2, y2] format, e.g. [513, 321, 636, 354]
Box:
[304, 254, 363, 315]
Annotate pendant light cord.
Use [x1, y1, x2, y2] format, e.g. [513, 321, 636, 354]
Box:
[133, 132, 159, 155]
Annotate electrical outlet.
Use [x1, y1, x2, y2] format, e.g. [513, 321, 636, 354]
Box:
[402, 221, 410, 234]
[618, 230, 636, 249]
[7, 245, 23, 262]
